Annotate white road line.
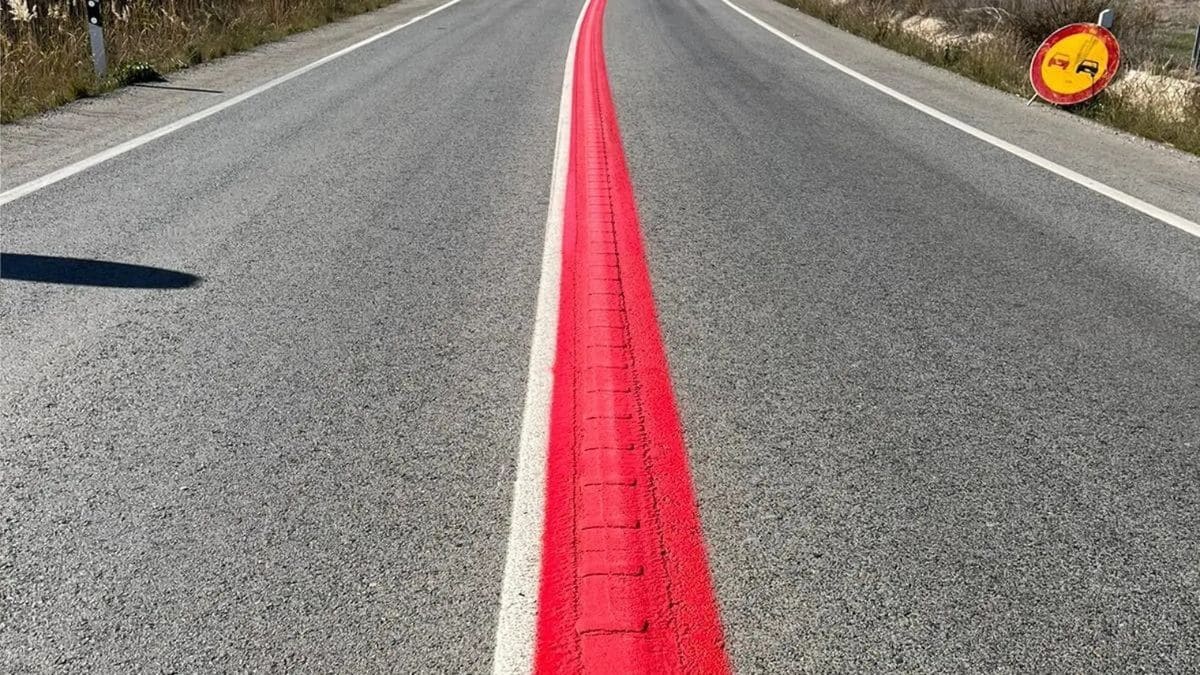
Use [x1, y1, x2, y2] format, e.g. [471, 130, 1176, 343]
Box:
[721, 0, 1200, 240]
[0, 0, 465, 207]
[490, 0, 590, 671]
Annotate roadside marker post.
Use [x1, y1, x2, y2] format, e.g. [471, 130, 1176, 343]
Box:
[85, 0, 108, 78]
[1191, 23, 1199, 74]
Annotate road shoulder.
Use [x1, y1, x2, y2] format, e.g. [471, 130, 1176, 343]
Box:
[0, 0, 445, 189]
[727, 0, 1200, 227]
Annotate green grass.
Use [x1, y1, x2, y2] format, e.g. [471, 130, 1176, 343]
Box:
[1153, 27, 1197, 67]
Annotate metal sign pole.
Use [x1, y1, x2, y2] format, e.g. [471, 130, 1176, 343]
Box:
[85, 0, 108, 78]
[1192, 23, 1200, 74]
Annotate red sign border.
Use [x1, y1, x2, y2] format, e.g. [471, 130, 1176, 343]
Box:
[1029, 23, 1121, 106]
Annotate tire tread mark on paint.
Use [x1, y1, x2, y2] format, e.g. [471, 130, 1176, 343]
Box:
[534, 0, 730, 671]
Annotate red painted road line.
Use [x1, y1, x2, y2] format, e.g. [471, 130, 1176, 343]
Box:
[534, 0, 730, 671]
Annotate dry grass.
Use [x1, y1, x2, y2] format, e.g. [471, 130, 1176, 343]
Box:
[1, 0, 406, 122]
[778, 0, 1200, 154]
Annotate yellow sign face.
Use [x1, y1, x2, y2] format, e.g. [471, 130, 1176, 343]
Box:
[1039, 33, 1111, 95]
[1030, 23, 1121, 105]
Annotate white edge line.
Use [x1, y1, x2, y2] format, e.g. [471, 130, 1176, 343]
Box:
[720, 0, 1200, 240]
[0, 0, 465, 207]
[491, 0, 591, 671]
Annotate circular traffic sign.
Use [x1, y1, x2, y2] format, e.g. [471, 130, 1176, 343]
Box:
[1030, 23, 1120, 105]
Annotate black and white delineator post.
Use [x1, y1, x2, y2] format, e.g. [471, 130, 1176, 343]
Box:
[1191, 23, 1199, 74]
[85, 0, 108, 78]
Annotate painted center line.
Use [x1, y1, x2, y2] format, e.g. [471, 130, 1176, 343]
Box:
[491, 0, 587, 669]
[495, 0, 729, 671]
[537, 0, 729, 670]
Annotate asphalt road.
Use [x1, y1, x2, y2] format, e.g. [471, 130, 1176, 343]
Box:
[607, 0, 1200, 670]
[2, 0, 573, 669]
[3, 0, 1199, 671]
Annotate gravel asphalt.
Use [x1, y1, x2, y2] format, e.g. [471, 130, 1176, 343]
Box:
[2, 0, 1198, 670]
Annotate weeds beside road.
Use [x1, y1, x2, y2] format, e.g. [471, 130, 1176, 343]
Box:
[776, 0, 1200, 154]
[2, 0, 1198, 155]
[1, 0, 405, 122]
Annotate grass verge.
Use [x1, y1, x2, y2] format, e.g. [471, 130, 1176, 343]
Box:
[1, 0, 411, 123]
[776, 0, 1200, 155]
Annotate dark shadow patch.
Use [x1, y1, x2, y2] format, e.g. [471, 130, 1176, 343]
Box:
[113, 61, 168, 86]
[130, 83, 224, 94]
[1, 253, 200, 289]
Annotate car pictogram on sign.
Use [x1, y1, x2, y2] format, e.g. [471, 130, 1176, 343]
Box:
[1048, 53, 1070, 69]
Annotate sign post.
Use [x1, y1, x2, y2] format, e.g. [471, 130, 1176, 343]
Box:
[1191, 23, 1199, 74]
[85, 0, 108, 78]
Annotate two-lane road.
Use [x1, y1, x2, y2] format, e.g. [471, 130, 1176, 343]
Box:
[3, 0, 1198, 670]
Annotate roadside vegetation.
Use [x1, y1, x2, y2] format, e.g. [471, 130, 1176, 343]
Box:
[776, 0, 1200, 154]
[1, 0, 406, 122]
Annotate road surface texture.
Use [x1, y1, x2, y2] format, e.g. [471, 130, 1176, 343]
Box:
[2, 0, 1198, 670]
[606, 0, 1200, 670]
[2, 0, 573, 669]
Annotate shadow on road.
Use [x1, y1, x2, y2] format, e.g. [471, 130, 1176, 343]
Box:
[130, 83, 224, 94]
[0, 253, 200, 289]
